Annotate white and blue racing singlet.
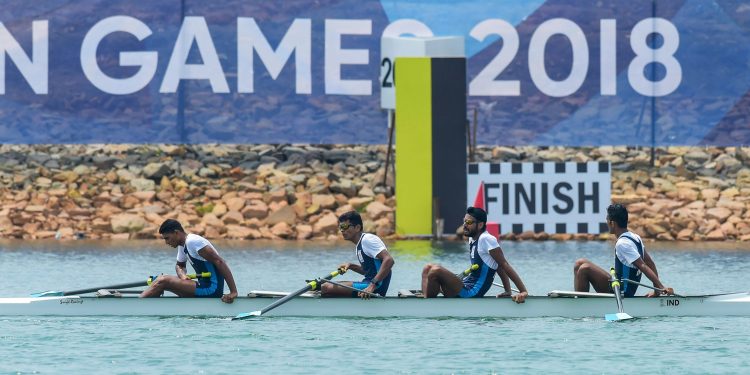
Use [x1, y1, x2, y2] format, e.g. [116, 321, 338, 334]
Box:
[354, 233, 391, 296]
[459, 231, 499, 298]
[175, 233, 224, 297]
[614, 231, 645, 297]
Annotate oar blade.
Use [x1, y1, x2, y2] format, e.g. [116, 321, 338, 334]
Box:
[232, 311, 262, 320]
[605, 312, 634, 322]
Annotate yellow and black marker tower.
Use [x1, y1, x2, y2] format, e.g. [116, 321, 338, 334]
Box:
[395, 57, 467, 237]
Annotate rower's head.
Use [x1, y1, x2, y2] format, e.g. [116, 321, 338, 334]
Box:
[606, 204, 628, 233]
[159, 219, 186, 248]
[338, 210, 363, 242]
[464, 207, 487, 238]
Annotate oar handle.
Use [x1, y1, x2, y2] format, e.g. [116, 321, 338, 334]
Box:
[609, 268, 621, 290]
[622, 278, 684, 298]
[187, 272, 212, 279]
[147, 272, 211, 285]
[460, 264, 479, 276]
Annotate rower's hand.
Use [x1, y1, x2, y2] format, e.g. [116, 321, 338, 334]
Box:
[358, 283, 377, 300]
[496, 291, 512, 298]
[646, 287, 674, 298]
[511, 291, 528, 304]
[337, 263, 350, 274]
[221, 291, 238, 304]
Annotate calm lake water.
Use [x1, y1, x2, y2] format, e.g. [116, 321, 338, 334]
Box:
[2, 239, 750, 374]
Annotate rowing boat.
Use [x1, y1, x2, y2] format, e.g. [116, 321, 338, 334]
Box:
[2, 290, 749, 318]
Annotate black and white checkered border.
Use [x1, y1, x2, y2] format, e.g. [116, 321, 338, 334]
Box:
[468, 162, 610, 175]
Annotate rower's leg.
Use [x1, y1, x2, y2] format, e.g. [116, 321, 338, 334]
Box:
[321, 281, 357, 297]
[140, 275, 197, 298]
[573, 259, 611, 293]
[421, 264, 464, 298]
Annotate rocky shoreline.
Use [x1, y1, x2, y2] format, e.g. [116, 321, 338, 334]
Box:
[0, 144, 748, 241]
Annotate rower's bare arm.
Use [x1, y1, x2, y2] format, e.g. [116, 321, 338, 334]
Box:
[643, 251, 659, 277]
[340, 262, 365, 275]
[632, 258, 673, 296]
[372, 250, 394, 283]
[495, 265, 512, 295]
[489, 248, 528, 303]
[175, 261, 188, 279]
[198, 246, 239, 303]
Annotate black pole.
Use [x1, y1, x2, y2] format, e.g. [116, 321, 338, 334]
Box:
[650, 0, 657, 168]
[177, 0, 187, 143]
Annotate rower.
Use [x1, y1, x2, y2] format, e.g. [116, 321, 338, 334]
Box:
[140, 219, 239, 303]
[421, 207, 528, 302]
[321, 211, 395, 299]
[573, 204, 675, 298]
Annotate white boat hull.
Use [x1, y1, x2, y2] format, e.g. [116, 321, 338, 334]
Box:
[2, 292, 750, 318]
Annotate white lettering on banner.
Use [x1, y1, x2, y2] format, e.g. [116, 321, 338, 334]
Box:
[237, 18, 311, 94]
[469, 19, 519, 96]
[160, 17, 229, 94]
[0, 20, 48, 94]
[325, 19, 372, 95]
[0, 16, 681, 97]
[81, 16, 157, 95]
[628, 17, 681, 96]
[466, 162, 611, 234]
[529, 18, 588, 97]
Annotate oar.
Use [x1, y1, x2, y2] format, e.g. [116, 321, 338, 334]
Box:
[319, 278, 384, 298]
[457, 264, 479, 277]
[605, 267, 634, 322]
[460, 264, 520, 293]
[233, 269, 344, 320]
[622, 278, 684, 298]
[492, 282, 521, 293]
[30, 272, 211, 297]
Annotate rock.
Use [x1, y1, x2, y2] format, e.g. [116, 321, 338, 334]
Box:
[212, 203, 228, 217]
[225, 197, 246, 212]
[365, 201, 393, 220]
[130, 178, 155, 192]
[706, 207, 732, 221]
[676, 228, 694, 240]
[265, 205, 296, 225]
[349, 197, 373, 210]
[611, 194, 646, 204]
[226, 225, 255, 239]
[313, 212, 339, 234]
[222, 211, 244, 225]
[201, 213, 224, 228]
[242, 201, 268, 219]
[270, 222, 292, 238]
[110, 214, 146, 233]
[143, 163, 173, 180]
[312, 194, 336, 209]
[706, 229, 726, 241]
[205, 189, 222, 199]
[296, 224, 313, 240]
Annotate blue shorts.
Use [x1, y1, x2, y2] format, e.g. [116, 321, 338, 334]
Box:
[351, 280, 388, 297]
[194, 277, 224, 298]
[457, 281, 492, 298]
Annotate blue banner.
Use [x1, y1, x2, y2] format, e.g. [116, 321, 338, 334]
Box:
[0, 0, 747, 146]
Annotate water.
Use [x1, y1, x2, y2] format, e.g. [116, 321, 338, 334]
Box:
[2, 239, 750, 374]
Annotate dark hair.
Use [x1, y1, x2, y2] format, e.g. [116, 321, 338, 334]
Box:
[159, 219, 184, 234]
[338, 210, 363, 228]
[607, 204, 628, 228]
[466, 207, 487, 224]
